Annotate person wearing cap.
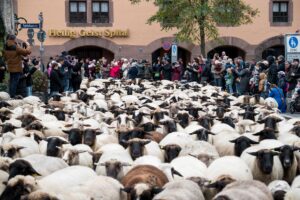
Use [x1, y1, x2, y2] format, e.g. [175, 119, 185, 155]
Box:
[3, 34, 31, 98]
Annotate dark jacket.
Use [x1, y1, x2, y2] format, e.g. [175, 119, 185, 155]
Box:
[201, 63, 212, 83]
[50, 68, 64, 93]
[238, 68, 251, 94]
[3, 40, 31, 73]
[128, 65, 138, 79]
[0, 57, 6, 83]
[23, 63, 37, 87]
[278, 60, 285, 72]
[267, 56, 278, 84]
[162, 63, 172, 80]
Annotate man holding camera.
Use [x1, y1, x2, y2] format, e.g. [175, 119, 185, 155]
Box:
[3, 34, 31, 98]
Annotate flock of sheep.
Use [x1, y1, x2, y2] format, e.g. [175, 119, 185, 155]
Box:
[0, 78, 299, 200]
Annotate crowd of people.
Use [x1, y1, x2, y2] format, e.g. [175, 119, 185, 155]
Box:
[2, 34, 300, 113]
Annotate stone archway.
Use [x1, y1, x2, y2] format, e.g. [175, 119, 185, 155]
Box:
[63, 37, 118, 58]
[145, 37, 195, 61]
[255, 35, 284, 60]
[205, 37, 252, 59]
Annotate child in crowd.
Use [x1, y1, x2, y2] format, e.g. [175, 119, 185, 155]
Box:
[225, 68, 234, 93]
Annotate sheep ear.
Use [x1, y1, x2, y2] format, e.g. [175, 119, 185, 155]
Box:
[257, 118, 266, 124]
[171, 167, 183, 178]
[207, 131, 215, 135]
[271, 151, 280, 156]
[142, 140, 151, 145]
[253, 131, 263, 136]
[16, 146, 25, 151]
[151, 186, 163, 195]
[2, 181, 7, 186]
[62, 130, 70, 134]
[229, 139, 237, 144]
[293, 146, 300, 151]
[248, 152, 259, 156]
[249, 139, 259, 145]
[121, 187, 132, 193]
[159, 145, 166, 150]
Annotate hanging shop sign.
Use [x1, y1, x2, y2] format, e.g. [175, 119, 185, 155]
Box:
[48, 29, 129, 39]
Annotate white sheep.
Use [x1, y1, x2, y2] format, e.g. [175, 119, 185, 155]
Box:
[241, 144, 283, 184]
[153, 179, 205, 200]
[170, 156, 207, 180]
[213, 180, 273, 200]
[284, 188, 300, 200]
[0, 92, 10, 100]
[61, 144, 94, 168]
[180, 140, 219, 166]
[21, 154, 68, 176]
[38, 166, 97, 194]
[2, 137, 40, 158]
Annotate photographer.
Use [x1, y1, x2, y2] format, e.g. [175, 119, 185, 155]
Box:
[3, 34, 31, 98]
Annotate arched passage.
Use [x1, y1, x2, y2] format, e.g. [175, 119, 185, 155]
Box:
[255, 35, 284, 60]
[151, 47, 191, 65]
[207, 45, 246, 60]
[206, 37, 251, 60]
[63, 37, 117, 61]
[145, 37, 195, 64]
[262, 45, 285, 59]
[69, 46, 114, 61]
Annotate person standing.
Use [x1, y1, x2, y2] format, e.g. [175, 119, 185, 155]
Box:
[71, 60, 82, 92]
[152, 57, 162, 81]
[225, 68, 234, 94]
[267, 55, 278, 85]
[50, 62, 64, 96]
[3, 34, 31, 98]
[172, 62, 181, 81]
[269, 83, 286, 113]
[23, 58, 39, 97]
[0, 53, 6, 83]
[161, 59, 172, 80]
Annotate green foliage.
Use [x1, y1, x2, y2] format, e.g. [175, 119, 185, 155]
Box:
[32, 70, 48, 92]
[129, 0, 259, 54]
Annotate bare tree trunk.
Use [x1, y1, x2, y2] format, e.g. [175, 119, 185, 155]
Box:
[199, 0, 206, 57]
[0, 0, 15, 34]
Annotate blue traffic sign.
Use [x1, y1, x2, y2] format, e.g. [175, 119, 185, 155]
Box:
[20, 23, 40, 29]
[289, 36, 298, 48]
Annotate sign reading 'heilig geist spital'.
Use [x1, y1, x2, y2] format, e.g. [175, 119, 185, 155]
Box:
[285, 34, 300, 62]
[48, 29, 129, 39]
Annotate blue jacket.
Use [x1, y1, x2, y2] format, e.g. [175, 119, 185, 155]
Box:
[269, 87, 286, 113]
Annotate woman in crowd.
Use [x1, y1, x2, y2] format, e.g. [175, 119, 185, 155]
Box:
[50, 62, 64, 96]
[269, 83, 286, 113]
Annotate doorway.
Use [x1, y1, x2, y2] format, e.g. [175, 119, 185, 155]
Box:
[262, 45, 285, 60]
[207, 45, 246, 60]
[68, 46, 114, 61]
[151, 47, 191, 65]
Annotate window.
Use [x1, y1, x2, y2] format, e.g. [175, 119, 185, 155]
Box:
[92, 1, 109, 23]
[69, 1, 87, 23]
[273, 1, 288, 23]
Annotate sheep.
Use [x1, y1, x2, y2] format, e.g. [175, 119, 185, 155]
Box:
[133, 155, 162, 168]
[0, 170, 8, 195]
[0, 92, 10, 100]
[213, 180, 273, 200]
[1, 137, 40, 158]
[60, 144, 93, 168]
[38, 166, 97, 194]
[121, 165, 169, 200]
[268, 180, 291, 200]
[95, 147, 133, 180]
[0, 175, 38, 200]
[205, 156, 253, 199]
[63, 176, 126, 200]
[180, 140, 219, 166]
[170, 156, 207, 180]
[241, 145, 283, 184]
[21, 154, 68, 176]
[291, 175, 300, 189]
[125, 138, 164, 161]
[273, 145, 299, 183]
[153, 179, 205, 200]
[284, 188, 300, 200]
[212, 131, 241, 156]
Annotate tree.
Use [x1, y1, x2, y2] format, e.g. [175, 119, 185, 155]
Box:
[129, 0, 258, 56]
[0, 0, 15, 51]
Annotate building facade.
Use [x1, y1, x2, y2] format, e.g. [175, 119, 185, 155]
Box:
[15, 0, 300, 62]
